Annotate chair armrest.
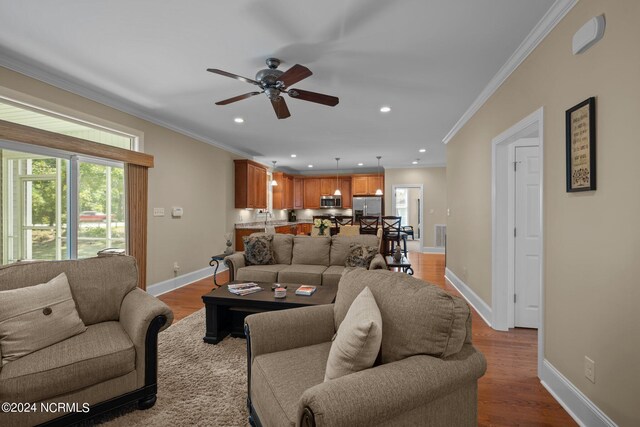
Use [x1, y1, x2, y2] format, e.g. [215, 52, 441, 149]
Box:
[119, 288, 174, 387]
[224, 252, 245, 281]
[245, 304, 335, 362]
[298, 344, 486, 427]
[369, 253, 386, 270]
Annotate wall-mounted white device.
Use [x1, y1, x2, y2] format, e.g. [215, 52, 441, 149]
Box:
[572, 15, 605, 55]
[171, 207, 184, 218]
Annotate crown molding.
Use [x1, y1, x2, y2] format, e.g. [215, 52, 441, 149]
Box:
[442, 0, 578, 144]
[0, 55, 255, 160]
[384, 163, 446, 170]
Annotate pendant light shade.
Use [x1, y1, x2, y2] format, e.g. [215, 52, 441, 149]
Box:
[375, 156, 383, 195]
[334, 157, 341, 196]
[270, 160, 278, 186]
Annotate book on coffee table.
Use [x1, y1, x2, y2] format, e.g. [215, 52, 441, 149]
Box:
[295, 285, 317, 296]
[227, 283, 263, 296]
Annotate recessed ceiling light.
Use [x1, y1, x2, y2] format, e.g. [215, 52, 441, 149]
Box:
[412, 160, 419, 165]
[419, 148, 426, 153]
[234, 117, 244, 123]
[308, 164, 313, 168]
[290, 154, 297, 158]
[379, 106, 391, 113]
[357, 162, 364, 166]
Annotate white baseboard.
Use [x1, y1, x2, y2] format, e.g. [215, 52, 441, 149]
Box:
[147, 265, 227, 297]
[422, 246, 445, 254]
[540, 360, 617, 427]
[444, 268, 492, 327]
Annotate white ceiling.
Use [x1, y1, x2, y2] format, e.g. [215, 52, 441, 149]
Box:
[0, 0, 555, 173]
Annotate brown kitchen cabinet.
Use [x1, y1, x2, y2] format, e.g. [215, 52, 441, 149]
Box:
[293, 178, 304, 209]
[351, 174, 384, 196]
[340, 178, 352, 208]
[296, 223, 312, 235]
[234, 160, 267, 209]
[303, 178, 320, 209]
[284, 175, 294, 209]
[272, 172, 288, 210]
[320, 178, 336, 196]
[234, 228, 255, 251]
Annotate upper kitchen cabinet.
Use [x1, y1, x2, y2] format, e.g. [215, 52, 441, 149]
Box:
[273, 172, 294, 210]
[340, 178, 352, 208]
[303, 178, 321, 209]
[293, 177, 304, 209]
[234, 159, 267, 209]
[284, 175, 294, 209]
[320, 178, 336, 196]
[351, 174, 384, 196]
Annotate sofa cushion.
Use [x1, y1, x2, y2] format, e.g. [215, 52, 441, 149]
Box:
[237, 264, 288, 283]
[252, 342, 330, 427]
[272, 234, 294, 265]
[243, 235, 275, 265]
[345, 243, 379, 268]
[0, 321, 135, 403]
[0, 256, 138, 326]
[330, 234, 379, 266]
[322, 265, 345, 286]
[278, 265, 326, 286]
[291, 236, 330, 266]
[335, 269, 470, 363]
[325, 287, 382, 381]
[0, 272, 87, 366]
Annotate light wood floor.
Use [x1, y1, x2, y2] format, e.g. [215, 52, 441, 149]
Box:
[159, 253, 576, 426]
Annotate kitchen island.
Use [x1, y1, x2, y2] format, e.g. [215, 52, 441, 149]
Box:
[234, 220, 313, 251]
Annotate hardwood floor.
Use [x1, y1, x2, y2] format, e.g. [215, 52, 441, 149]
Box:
[159, 253, 576, 426]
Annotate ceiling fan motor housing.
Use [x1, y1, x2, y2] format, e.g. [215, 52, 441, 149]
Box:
[255, 68, 284, 87]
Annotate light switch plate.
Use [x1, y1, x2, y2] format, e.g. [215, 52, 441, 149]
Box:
[584, 356, 595, 383]
[172, 207, 184, 218]
[153, 208, 165, 217]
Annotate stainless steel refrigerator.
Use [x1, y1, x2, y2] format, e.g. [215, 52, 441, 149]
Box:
[352, 196, 383, 221]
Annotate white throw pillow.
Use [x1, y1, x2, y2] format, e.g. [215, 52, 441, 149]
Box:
[324, 286, 382, 381]
[0, 272, 87, 365]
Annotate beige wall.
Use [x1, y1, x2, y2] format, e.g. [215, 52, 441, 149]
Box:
[384, 167, 447, 248]
[0, 66, 238, 286]
[446, 0, 639, 424]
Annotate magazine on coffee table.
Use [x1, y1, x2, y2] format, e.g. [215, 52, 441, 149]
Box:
[295, 285, 317, 296]
[227, 282, 263, 296]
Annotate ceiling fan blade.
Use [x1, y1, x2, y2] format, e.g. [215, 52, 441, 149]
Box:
[271, 97, 291, 119]
[288, 89, 339, 107]
[215, 92, 262, 105]
[207, 68, 260, 86]
[277, 64, 312, 87]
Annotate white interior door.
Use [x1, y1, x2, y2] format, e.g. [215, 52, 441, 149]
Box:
[514, 145, 540, 328]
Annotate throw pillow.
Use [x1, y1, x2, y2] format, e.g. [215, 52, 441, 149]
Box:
[0, 272, 87, 366]
[243, 234, 275, 265]
[325, 286, 382, 381]
[345, 243, 378, 268]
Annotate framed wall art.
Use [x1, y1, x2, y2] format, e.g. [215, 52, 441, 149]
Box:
[566, 97, 596, 192]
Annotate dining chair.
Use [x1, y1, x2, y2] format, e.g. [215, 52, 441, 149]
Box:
[359, 216, 379, 236]
[382, 216, 403, 255]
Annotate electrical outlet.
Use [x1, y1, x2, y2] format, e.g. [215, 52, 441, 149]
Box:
[584, 356, 595, 383]
[447, 208, 451, 216]
[153, 208, 165, 217]
[173, 262, 180, 272]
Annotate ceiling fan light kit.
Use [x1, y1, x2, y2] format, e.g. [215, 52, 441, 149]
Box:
[207, 58, 339, 119]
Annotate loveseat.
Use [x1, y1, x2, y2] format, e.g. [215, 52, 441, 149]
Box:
[244, 268, 487, 427]
[225, 234, 386, 286]
[0, 255, 173, 426]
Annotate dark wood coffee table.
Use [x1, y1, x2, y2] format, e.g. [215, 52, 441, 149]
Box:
[202, 281, 337, 344]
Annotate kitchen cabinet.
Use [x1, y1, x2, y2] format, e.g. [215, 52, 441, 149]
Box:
[234, 228, 255, 251]
[320, 178, 336, 196]
[272, 172, 287, 210]
[304, 178, 320, 209]
[293, 178, 304, 209]
[276, 224, 297, 234]
[340, 178, 352, 208]
[285, 175, 294, 209]
[351, 174, 384, 196]
[296, 223, 313, 235]
[234, 160, 267, 209]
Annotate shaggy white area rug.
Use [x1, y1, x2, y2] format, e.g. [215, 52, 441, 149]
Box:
[101, 309, 249, 426]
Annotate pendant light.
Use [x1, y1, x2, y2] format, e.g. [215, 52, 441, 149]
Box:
[270, 161, 278, 186]
[374, 156, 383, 196]
[334, 157, 342, 196]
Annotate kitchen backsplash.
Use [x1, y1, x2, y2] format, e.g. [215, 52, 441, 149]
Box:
[234, 208, 352, 224]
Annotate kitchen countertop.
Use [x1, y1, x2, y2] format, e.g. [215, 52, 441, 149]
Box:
[235, 220, 313, 230]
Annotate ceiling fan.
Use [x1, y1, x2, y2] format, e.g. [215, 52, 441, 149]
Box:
[207, 58, 339, 119]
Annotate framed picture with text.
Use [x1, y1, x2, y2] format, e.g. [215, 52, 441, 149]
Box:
[566, 97, 596, 192]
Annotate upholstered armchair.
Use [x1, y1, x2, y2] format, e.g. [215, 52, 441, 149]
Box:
[0, 255, 173, 426]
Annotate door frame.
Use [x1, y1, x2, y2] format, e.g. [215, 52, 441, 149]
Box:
[390, 184, 424, 252]
[491, 107, 544, 375]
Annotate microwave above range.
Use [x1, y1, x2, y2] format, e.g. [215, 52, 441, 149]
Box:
[320, 195, 342, 208]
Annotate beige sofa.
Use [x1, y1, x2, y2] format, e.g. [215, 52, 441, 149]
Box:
[0, 255, 173, 426]
[225, 234, 386, 286]
[244, 269, 487, 427]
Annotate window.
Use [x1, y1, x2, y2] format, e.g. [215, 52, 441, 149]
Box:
[1, 99, 132, 264]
